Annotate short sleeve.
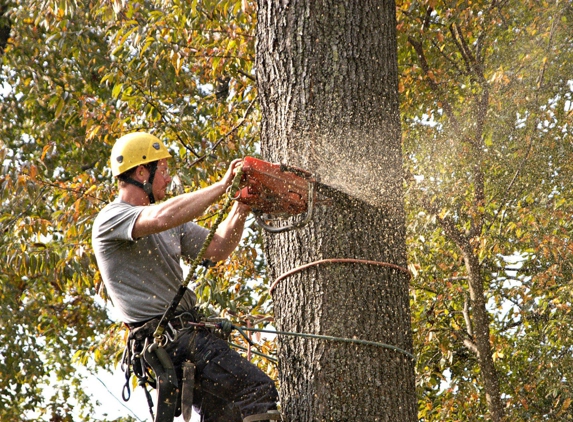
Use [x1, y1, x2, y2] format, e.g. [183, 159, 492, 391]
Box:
[93, 201, 145, 242]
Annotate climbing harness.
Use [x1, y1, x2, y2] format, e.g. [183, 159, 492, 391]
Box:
[121, 311, 230, 422]
[122, 310, 284, 422]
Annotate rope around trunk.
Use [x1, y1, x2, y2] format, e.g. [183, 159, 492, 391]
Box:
[269, 258, 411, 295]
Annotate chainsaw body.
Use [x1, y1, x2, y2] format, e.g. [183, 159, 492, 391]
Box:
[235, 157, 317, 232]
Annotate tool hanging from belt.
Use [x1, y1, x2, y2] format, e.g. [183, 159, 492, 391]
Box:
[121, 320, 175, 422]
[122, 312, 267, 422]
[122, 312, 203, 422]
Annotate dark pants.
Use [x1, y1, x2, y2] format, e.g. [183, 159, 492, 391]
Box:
[165, 328, 279, 422]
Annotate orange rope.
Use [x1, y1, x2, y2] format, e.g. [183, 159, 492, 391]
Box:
[269, 258, 411, 295]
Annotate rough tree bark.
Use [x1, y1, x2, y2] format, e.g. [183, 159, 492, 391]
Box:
[256, 1, 417, 421]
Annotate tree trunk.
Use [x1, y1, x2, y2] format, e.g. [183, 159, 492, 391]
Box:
[463, 249, 506, 422]
[256, 1, 417, 420]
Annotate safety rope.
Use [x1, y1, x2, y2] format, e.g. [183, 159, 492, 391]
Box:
[242, 326, 416, 361]
[261, 259, 414, 360]
[193, 320, 416, 361]
[229, 342, 278, 364]
[153, 165, 244, 341]
[269, 258, 411, 295]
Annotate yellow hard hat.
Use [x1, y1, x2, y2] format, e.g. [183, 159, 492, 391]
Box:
[111, 132, 172, 176]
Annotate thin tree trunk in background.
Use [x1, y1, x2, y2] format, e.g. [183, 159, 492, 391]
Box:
[0, 2, 10, 59]
[256, 1, 417, 420]
[464, 250, 506, 421]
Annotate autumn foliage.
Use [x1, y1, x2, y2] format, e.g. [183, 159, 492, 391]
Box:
[1, 0, 572, 420]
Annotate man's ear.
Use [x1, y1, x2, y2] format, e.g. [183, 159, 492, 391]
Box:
[135, 165, 147, 181]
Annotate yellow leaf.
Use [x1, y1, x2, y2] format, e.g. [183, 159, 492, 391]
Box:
[40, 144, 52, 161]
[87, 125, 101, 140]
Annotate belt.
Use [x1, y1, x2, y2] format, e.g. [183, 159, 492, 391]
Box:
[127, 309, 199, 331]
[167, 311, 199, 330]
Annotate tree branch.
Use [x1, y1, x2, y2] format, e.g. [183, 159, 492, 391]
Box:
[189, 95, 258, 167]
[463, 294, 474, 338]
[407, 35, 462, 135]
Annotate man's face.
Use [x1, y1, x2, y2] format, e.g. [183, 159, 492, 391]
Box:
[152, 158, 172, 201]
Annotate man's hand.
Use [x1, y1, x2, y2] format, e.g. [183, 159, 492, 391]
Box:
[220, 159, 244, 190]
[234, 200, 252, 216]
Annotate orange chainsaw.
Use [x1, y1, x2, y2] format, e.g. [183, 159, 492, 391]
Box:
[234, 156, 320, 233]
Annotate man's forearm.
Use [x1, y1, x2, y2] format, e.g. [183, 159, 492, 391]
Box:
[205, 202, 250, 262]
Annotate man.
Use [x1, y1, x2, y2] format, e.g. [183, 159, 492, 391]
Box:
[92, 132, 280, 422]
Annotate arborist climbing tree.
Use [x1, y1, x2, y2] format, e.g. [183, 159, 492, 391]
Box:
[91, 132, 281, 422]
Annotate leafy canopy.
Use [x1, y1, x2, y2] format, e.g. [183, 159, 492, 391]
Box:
[0, 0, 270, 420]
[398, 0, 573, 420]
[2, 0, 573, 420]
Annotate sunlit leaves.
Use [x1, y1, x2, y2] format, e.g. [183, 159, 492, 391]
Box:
[5, 0, 572, 419]
[399, 0, 573, 420]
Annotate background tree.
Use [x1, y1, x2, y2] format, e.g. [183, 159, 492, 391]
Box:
[398, 0, 573, 420]
[256, 1, 417, 420]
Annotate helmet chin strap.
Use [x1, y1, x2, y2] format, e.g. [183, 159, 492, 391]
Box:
[119, 161, 159, 204]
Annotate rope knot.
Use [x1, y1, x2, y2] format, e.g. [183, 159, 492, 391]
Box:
[217, 320, 234, 337]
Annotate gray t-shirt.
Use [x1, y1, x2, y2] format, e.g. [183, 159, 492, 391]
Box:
[92, 199, 209, 324]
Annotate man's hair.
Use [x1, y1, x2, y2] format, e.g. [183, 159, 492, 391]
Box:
[117, 161, 157, 187]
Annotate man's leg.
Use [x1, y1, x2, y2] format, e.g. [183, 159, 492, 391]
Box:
[168, 329, 279, 422]
[193, 330, 279, 421]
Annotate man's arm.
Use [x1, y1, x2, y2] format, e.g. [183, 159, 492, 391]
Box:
[132, 160, 241, 239]
[204, 201, 251, 262]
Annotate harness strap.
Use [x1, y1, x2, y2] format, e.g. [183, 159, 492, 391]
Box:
[123, 313, 201, 421]
[118, 161, 158, 204]
[181, 361, 196, 422]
